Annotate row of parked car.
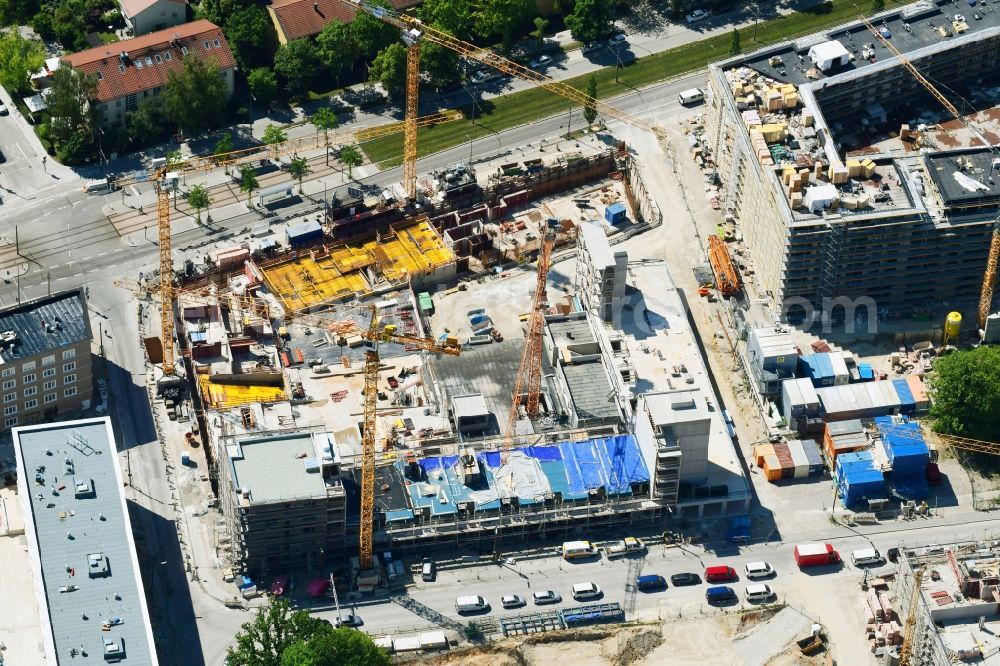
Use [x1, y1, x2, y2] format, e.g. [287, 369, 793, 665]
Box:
[456, 582, 603, 613]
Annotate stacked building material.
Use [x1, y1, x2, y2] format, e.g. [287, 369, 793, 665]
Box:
[860, 588, 900, 652]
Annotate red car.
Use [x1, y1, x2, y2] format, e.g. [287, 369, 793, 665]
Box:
[270, 574, 290, 596]
[926, 462, 942, 486]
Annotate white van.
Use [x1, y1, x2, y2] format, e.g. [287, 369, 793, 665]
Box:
[744, 561, 774, 579]
[455, 595, 489, 613]
[571, 582, 602, 600]
[851, 548, 884, 567]
[83, 178, 112, 194]
[745, 583, 774, 603]
[678, 88, 705, 105]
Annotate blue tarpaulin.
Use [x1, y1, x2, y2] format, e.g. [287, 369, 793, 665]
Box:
[559, 435, 649, 497]
[874, 416, 928, 471]
[892, 379, 916, 414]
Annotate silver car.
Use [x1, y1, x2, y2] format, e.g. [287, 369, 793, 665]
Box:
[501, 594, 526, 609]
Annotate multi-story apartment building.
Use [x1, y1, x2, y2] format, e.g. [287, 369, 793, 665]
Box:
[0, 289, 92, 431]
[61, 20, 235, 130]
[575, 221, 627, 326]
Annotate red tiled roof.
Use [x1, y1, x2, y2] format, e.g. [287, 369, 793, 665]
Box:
[119, 0, 186, 20]
[62, 20, 235, 103]
[268, 0, 420, 43]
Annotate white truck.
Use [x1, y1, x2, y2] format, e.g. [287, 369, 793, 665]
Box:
[605, 536, 646, 558]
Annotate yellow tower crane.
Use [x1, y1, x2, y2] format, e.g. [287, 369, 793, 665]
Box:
[344, 0, 664, 200]
[899, 566, 924, 666]
[861, 15, 1000, 330]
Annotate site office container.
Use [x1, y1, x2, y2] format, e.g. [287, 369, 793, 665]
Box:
[794, 543, 840, 567]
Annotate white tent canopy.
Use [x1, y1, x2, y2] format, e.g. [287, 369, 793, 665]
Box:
[808, 40, 850, 71]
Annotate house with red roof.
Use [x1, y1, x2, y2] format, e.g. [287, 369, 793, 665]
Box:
[267, 0, 420, 46]
[60, 20, 235, 130]
[119, 0, 187, 36]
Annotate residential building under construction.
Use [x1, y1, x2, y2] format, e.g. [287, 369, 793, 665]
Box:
[705, 1, 1000, 319]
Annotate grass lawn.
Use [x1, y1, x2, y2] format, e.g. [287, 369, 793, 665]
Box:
[360, 0, 903, 168]
[98, 32, 119, 44]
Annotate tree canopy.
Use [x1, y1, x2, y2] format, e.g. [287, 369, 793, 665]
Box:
[340, 144, 363, 178]
[47, 66, 98, 149]
[225, 5, 274, 71]
[247, 67, 278, 108]
[368, 42, 408, 97]
[261, 123, 287, 145]
[163, 55, 228, 135]
[0, 29, 45, 94]
[929, 346, 1000, 442]
[583, 74, 598, 126]
[565, 0, 613, 43]
[351, 0, 398, 58]
[420, 0, 472, 36]
[316, 20, 358, 80]
[474, 0, 535, 51]
[274, 39, 318, 96]
[279, 627, 391, 666]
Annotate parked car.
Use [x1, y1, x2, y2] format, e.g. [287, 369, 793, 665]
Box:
[686, 9, 710, 23]
[421, 558, 436, 582]
[501, 594, 526, 609]
[607, 33, 628, 49]
[887, 547, 900, 563]
[636, 574, 667, 592]
[528, 54, 552, 69]
[335, 614, 363, 628]
[705, 586, 736, 604]
[469, 70, 499, 84]
[582, 42, 603, 54]
[744, 583, 774, 603]
[571, 582, 602, 601]
[744, 562, 774, 579]
[532, 590, 562, 605]
[704, 565, 737, 583]
[0, 101, 8, 115]
[670, 572, 701, 586]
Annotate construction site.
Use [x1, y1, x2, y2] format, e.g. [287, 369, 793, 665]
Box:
[705, 0, 1000, 323]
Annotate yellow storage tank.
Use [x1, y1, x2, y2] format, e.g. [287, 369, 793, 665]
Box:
[944, 311, 962, 342]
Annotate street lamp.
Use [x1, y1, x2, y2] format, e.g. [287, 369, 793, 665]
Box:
[466, 134, 473, 165]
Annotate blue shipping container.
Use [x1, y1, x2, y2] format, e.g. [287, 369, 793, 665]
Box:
[858, 363, 874, 381]
[892, 379, 916, 414]
[836, 450, 885, 506]
[800, 353, 836, 387]
[605, 202, 627, 224]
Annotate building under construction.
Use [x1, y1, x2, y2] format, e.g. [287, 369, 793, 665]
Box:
[705, 0, 1000, 320]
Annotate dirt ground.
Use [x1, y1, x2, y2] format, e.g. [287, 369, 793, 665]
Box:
[408, 613, 832, 666]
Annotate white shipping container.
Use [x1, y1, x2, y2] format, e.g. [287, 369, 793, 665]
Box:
[788, 439, 810, 478]
[830, 353, 850, 386]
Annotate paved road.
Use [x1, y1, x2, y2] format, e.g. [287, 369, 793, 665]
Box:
[316, 514, 1000, 643]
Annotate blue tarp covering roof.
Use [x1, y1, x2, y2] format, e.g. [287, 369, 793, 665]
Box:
[558, 435, 649, 497]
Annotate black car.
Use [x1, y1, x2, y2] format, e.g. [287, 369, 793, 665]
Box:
[887, 548, 900, 563]
[0, 149, 5, 163]
[670, 572, 701, 586]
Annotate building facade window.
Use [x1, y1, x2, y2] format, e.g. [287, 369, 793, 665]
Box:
[23, 387, 37, 397]
[42, 355, 55, 366]
[64, 387, 77, 398]
[63, 374, 76, 385]
[4, 417, 16, 428]
[62, 349, 75, 360]
[2, 380, 15, 390]
[22, 361, 35, 371]
[63, 362, 76, 373]
[43, 393, 56, 404]
[24, 399, 36, 410]
[3, 393, 14, 404]
[23, 373, 35, 384]
[43, 380, 56, 390]
[1, 367, 13, 378]
[4, 405, 16, 415]
[43, 368, 55, 378]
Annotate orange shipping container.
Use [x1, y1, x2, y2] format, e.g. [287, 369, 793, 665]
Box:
[763, 455, 782, 482]
[753, 443, 775, 467]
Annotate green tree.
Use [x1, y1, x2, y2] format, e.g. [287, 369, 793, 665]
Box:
[226, 597, 327, 666]
[0, 30, 45, 94]
[565, 0, 612, 43]
[532, 16, 549, 50]
[350, 0, 398, 58]
[239, 164, 259, 206]
[288, 156, 310, 192]
[929, 346, 1000, 441]
[420, 0, 472, 35]
[279, 626, 391, 666]
[730, 27, 741, 55]
[872, 0, 885, 10]
[225, 5, 274, 71]
[162, 55, 227, 135]
[0, 0, 41, 26]
[214, 132, 234, 160]
[56, 129, 92, 164]
[248, 67, 278, 108]
[316, 20, 358, 81]
[312, 107, 339, 166]
[274, 38, 317, 96]
[125, 98, 167, 145]
[474, 0, 535, 51]
[186, 184, 211, 224]
[196, 0, 251, 26]
[421, 39, 460, 90]
[339, 144, 363, 179]
[261, 123, 287, 145]
[47, 66, 98, 149]
[368, 42, 407, 98]
[583, 73, 598, 126]
[51, 0, 89, 51]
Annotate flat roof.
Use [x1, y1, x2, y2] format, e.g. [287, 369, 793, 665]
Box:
[547, 314, 597, 348]
[578, 221, 616, 270]
[562, 359, 620, 422]
[642, 389, 712, 426]
[13, 418, 157, 666]
[733, 1, 1000, 87]
[925, 148, 1000, 208]
[0, 289, 89, 363]
[452, 393, 489, 419]
[227, 432, 328, 503]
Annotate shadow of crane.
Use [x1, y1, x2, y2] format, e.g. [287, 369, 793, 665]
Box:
[389, 594, 467, 632]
